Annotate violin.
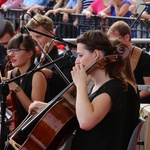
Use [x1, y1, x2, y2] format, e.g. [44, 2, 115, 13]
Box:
[7, 44, 130, 150]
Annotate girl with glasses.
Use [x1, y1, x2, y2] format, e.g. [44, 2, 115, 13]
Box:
[1, 33, 47, 145]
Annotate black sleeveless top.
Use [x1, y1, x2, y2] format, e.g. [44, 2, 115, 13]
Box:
[10, 64, 47, 144]
[71, 79, 140, 150]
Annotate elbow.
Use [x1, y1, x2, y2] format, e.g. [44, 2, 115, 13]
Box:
[78, 120, 94, 131]
[117, 12, 127, 17]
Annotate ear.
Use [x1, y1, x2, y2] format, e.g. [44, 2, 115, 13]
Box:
[93, 49, 100, 60]
[124, 34, 130, 41]
[27, 50, 33, 58]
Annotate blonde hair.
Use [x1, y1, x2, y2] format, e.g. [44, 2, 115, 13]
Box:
[26, 14, 54, 32]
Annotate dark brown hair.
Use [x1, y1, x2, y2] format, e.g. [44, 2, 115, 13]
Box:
[0, 20, 14, 38]
[7, 34, 36, 64]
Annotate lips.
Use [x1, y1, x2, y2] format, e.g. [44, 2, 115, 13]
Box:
[11, 59, 16, 63]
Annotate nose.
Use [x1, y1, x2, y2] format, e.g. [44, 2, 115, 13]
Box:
[3, 44, 8, 49]
[75, 58, 79, 64]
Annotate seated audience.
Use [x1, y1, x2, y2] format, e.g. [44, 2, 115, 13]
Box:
[20, 0, 49, 11]
[98, 0, 132, 18]
[1, 0, 23, 12]
[45, 0, 78, 38]
[25, 0, 56, 17]
[82, 0, 110, 19]
[0, 0, 7, 7]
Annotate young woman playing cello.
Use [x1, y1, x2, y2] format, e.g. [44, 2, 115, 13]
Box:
[28, 30, 140, 150]
[2, 33, 47, 145]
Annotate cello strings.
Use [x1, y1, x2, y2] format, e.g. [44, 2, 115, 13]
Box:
[8, 113, 33, 139]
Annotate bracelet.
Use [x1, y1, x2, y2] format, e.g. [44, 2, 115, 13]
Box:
[14, 85, 21, 93]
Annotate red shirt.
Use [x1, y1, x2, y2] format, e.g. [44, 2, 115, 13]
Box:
[0, 0, 7, 6]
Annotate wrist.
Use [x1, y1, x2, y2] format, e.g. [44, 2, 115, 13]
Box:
[14, 85, 21, 93]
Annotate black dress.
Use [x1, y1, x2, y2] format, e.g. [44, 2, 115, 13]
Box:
[71, 79, 140, 150]
[10, 64, 47, 144]
[134, 51, 150, 103]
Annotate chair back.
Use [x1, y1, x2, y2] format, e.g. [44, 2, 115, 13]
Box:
[127, 117, 146, 150]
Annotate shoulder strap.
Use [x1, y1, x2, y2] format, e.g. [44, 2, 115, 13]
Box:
[130, 46, 142, 71]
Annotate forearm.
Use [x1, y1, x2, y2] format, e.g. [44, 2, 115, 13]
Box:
[115, 4, 130, 17]
[53, 0, 63, 9]
[29, 5, 44, 12]
[76, 84, 93, 124]
[55, 7, 75, 14]
[62, 8, 75, 13]
[82, 9, 91, 15]
[139, 90, 150, 99]
[141, 13, 150, 20]
[15, 89, 32, 112]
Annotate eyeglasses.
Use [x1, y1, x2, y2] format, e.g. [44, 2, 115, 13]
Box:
[6, 48, 26, 55]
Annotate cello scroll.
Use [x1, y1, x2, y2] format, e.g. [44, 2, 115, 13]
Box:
[97, 43, 130, 69]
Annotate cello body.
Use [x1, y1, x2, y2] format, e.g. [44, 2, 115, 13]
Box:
[20, 98, 77, 150]
[7, 92, 18, 133]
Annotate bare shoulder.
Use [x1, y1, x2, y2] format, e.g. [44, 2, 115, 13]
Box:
[33, 71, 46, 79]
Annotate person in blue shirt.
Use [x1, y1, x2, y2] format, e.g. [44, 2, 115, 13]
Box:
[45, 0, 78, 38]
[99, 0, 136, 37]
[98, 0, 132, 18]
[20, 0, 49, 11]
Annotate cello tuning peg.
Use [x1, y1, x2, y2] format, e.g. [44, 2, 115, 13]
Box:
[104, 57, 109, 63]
[115, 55, 120, 61]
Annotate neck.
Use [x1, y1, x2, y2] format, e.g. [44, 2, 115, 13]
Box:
[18, 62, 32, 74]
[91, 69, 111, 92]
[103, 0, 110, 6]
[44, 42, 55, 54]
[117, 0, 124, 7]
[124, 42, 133, 51]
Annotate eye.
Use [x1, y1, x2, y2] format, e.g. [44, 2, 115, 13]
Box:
[78, 54, 82, 57]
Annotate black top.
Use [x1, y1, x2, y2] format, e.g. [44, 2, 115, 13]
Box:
[71, 79, 140, 150]
[134, 51, 150, 103]
[0, 45, 7, 76]
[10, 64, 47, 144]
[37, 45, 75, 102]
[11, 65, 37, 124]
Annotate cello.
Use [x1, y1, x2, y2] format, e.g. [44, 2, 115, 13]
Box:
[7, 44, 130, 150]
[4, 57, 19, 134]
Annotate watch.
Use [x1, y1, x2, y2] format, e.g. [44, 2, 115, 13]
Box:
[14, 85, 21, 93]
